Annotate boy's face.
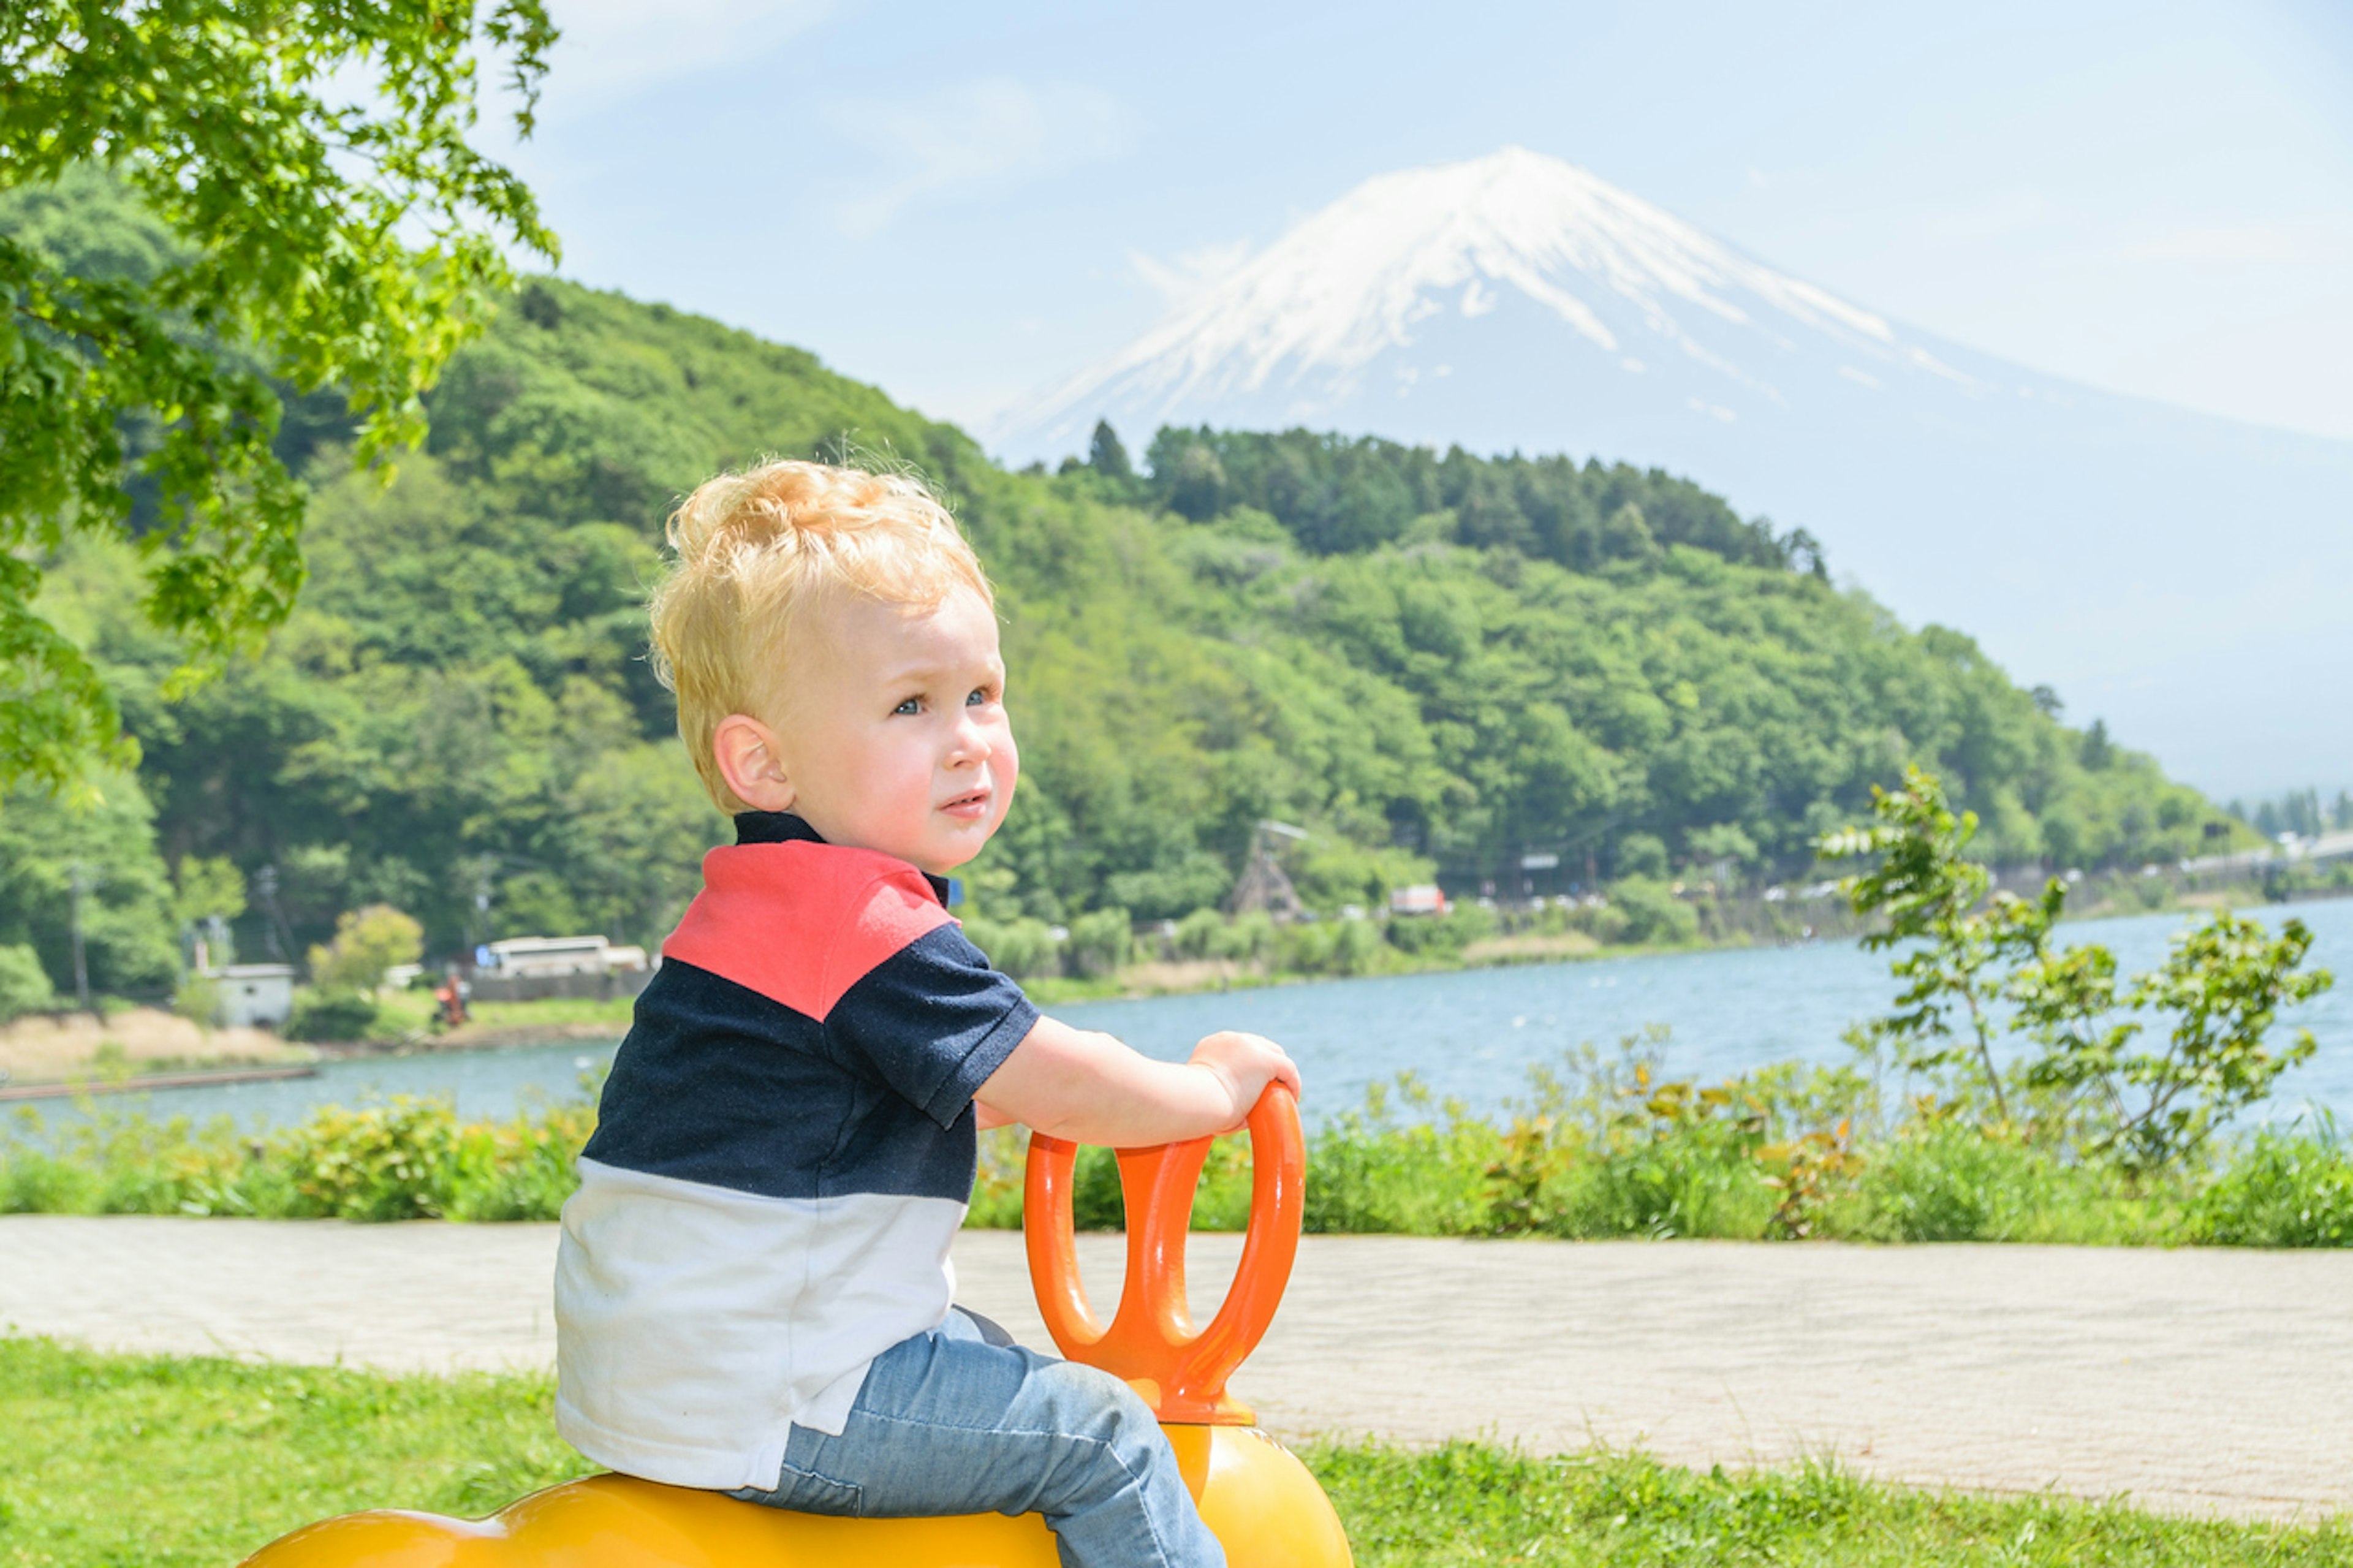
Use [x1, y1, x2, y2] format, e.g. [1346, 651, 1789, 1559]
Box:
[745, 584, 1017, 876]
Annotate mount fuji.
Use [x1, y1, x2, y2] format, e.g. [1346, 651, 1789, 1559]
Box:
[990, 148, 2353, 797]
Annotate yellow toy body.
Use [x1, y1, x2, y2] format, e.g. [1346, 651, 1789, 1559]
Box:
[239, 1088, 1350, 1566]
[241, 1423, 1347, 1567]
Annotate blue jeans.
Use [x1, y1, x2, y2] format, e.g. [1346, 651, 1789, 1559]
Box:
[728, 1310, 1225, 1567]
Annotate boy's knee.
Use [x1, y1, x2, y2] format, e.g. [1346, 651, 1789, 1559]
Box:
[1028, 1357, 1165, 1455]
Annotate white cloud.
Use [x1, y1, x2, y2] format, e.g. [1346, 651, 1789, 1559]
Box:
[827, 79, 1129, 239]
[1130, 238, 1253, 305]
[511, 0, 835, 118]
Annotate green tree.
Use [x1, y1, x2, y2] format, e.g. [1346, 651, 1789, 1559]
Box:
[1, 0, 560, 790]
[306, 903, 424, 994]
[1828, 768, 2333, 1165]
[1088, 419, 1134, 482]
[2022, 913, 2332, 1172]
[0, 773, 180, 996]
[0, 941, 56, 1020]
[1819, 767, 2053, 1121]
[170, 855, 246, 928]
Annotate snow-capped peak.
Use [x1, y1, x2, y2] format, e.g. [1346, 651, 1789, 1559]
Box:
[994, 146, 1960, 453]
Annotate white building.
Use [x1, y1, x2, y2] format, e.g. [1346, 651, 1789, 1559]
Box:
[471, 936, 653, 1002]
[480, 936, 647, 979]
[212, 963, 295, 1029]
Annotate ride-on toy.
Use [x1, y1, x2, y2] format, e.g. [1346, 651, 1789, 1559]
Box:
[238, 1085, 1352, 1566]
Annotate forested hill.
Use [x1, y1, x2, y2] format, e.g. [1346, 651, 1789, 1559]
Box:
[9, 217, 2235, 987]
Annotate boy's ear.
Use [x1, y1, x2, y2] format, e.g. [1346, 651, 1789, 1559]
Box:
[712, 713, 795, 813]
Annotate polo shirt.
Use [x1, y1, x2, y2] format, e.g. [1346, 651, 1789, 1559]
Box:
[553, 811, 1039, 1491]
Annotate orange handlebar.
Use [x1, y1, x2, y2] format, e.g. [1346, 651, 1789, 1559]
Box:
[1021, 1085, 1303, 1425]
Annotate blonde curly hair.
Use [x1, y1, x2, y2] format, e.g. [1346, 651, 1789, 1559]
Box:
[648, 458, 992, 813]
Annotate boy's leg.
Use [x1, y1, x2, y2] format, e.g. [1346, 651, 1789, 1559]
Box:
[731, 1319, 1224, 1568]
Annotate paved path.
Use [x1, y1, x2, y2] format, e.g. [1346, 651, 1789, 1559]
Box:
[2, 1216, 2346, 1521]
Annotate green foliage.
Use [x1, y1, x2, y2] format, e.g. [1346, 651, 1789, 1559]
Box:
[282, 988, 383, 1044]
[1310, 1437, 2352, 1567]
[1142, 425, 1795, 568]
[0, 941, 55, 1020]
[1604, 876, 1697, 946]
[0, 773, 179, 998]
[1820, 767, 2047, 1118]
[1379, 905, 1493, 960]
[2, 1093, 593, 1220]
[1848, 1120, 2096, 1243]
[2188, 1123, 2353, 1248]
[960, 912, 1061, 978]
[0, 6, 560, 791]
[1275, 915, 1388, 977]
[8, 1338, 2346, 1568]
[170, 853, 246, 925]
[0, 1339, 597, 1568]
[1825, 768, 2333, 1168]
[2096, 913, 2328, 1171]
[14, 176, 2235, 965]
[306, 904, 424, 994]
[5, 1042, 2345, 1248]
[1065, 907, 1133, 979]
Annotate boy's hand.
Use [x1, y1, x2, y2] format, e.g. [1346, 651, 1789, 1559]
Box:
[1188, 1030, 1302, 1132]
[977, 1017, 1300, 1148]
[974, 1102, 1017, 1131]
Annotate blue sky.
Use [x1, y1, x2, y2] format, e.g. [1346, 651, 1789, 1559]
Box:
[488, 0, 2353, 453]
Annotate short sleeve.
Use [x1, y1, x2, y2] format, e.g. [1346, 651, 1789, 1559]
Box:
[825, 922, 1039, 1128]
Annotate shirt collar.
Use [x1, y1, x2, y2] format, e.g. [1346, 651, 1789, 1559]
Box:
[732, 812, 953, 906]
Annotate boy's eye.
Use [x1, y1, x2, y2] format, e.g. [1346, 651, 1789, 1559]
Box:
[892, 697, 921, 716]
[965, 687, 990, 707]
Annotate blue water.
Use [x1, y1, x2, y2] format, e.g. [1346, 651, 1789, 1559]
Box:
[12, 897, 2349, 1136]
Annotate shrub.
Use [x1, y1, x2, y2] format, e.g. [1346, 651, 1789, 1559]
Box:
[1303, 1078, 1499, 1236]
[1066, 908, 1132, 979]
[1607, 876, 1699, 945]
[0, 943, 56, 1021]
[172, 971, 222, 1028]
[1849, 1120, 2085, 1241]
[1278, 916, 1385, 976]
[962, 914, 1060, 979]
[2189, 1127, 2353, 1247]
[1172, 907, 1226, 960]
[283, 989, 384, 1043]
[1208, 910, 1276, 963]
[308, 904, 425, 994]
[1382, 905, 1493, 959]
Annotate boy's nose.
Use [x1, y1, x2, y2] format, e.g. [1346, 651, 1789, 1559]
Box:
[947, 713, 993, 763]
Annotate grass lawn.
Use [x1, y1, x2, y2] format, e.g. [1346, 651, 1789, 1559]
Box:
[2, 1339, 2343, 1567]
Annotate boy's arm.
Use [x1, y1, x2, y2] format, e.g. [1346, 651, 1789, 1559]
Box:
[974, 1017, 1300, 1146]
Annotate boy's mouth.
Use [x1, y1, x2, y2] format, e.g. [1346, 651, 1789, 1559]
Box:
[938, 786, 992, 820]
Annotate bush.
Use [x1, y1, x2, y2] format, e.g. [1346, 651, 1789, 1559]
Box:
[1172, 907, 1226, 960]
[961, 914, 1060, 979]
[1208, 910, 1276, 964]
[1278, 916, 1385, 976]
[0, 1094, 597, 1221]
[172, 971, 222, 1028]
[1851, 1121, 2064, 1241]
[284, 989, 384, 1043]
[1306, 1091, 1500, 1236]
[0, 943, 56, 1021]
[1607, 876, 1699, 945]
[1066, 908, 1132, 979]
[1381, 906, 1494, 960]
[2190, 1127, 2353, 1247]
[308, 904, 424, 993]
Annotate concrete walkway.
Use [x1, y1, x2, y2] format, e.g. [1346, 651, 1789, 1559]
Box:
[2, 1216, 2346, 1521]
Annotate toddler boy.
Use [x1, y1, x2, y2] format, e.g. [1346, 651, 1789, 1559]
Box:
[554, 459, 1298, 1568]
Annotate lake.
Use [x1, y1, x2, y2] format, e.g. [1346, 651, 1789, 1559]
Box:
[13, 896, 2350, 1136]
